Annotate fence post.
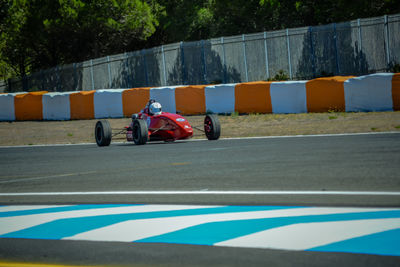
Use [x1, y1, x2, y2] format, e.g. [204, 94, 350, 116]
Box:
[73, 63, 78, 91]
[124, 52, 131, 88]
[141, 49, 149, 87]
[309, 27, 316, 78]
[201, 40, 208, 84]
[22, 75, 27, 92]
[384, 15, 390, 69]
[161, 45, 167, 86]
[357, 19, 363, 52]
[56, 66, 61, 91]
[7, 78, 11, 93]
[357, 18, 363, 73]
[221, 37, 227, 83]
[107, 56, 112, 88]
[263, 31, 270, 79]
[242, 34, 249, 82]
[333, 23, 340, 75]
[90, 59, 95, 90]
[40, 70, 45, 91]
[286, 29, 293, 79]
[180, 42, 186, 85]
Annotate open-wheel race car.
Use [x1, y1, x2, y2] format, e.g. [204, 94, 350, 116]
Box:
[94, 99, 221, 146]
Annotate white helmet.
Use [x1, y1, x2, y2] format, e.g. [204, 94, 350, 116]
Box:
[149, 102, 162, 115]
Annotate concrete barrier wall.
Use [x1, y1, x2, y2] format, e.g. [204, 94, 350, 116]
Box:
[42, 92, 72, 120]
[344, 73, 394, 112]
[205, 84, 236, 114]
[94, 89, 125, 118]
[0, 73, 399, 121]
[270, 81, 308, 114]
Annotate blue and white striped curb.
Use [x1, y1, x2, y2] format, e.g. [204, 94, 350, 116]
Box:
[0, 204, 399, 256]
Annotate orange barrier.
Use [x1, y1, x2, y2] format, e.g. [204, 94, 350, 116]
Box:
[3, 73, 399, 122]
[305, 76, 353, 112]
[122, 88, 150, 117]
[69, 91, 95, 120]
[235, 81, 272, 113]
[392, 73, 400, 111]
[14, 91, 47, 120]
[175, 85, 206, 115]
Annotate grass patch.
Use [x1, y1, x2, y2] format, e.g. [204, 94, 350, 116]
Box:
[328, 116, 338, 120]
[230, 111, 239, 118]
[1, 111, 400, 146]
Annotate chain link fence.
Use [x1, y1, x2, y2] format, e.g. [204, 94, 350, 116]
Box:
[5, 14, 400, 93]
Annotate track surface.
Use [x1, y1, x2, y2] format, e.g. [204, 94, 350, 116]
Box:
[0, 133, 400, 266]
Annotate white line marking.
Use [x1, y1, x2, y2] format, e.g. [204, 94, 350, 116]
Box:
[0, 191, 399, 196]
[216, 218, 400, 250]
[219, 131, 400, 140]
[0, 131, 398, 148]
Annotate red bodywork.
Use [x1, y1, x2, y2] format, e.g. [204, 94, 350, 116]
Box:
[126, 111, 193, 142]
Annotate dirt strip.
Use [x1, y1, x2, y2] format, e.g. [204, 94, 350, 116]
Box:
[0, 112, 399, 146]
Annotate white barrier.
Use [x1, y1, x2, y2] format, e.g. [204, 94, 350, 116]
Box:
[270, 81, 308, 114]
[0, 73, 398, 121]
[150, 86, 178, 114]
[94, 89, 125, 118]
[344, 73, 394, 112]
[0, 93, 18, 121]
[205, 84, 236, 114]
[42, 92, 71, 120]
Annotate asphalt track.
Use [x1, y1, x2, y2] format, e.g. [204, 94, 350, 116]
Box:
[0, 132, 400, 266]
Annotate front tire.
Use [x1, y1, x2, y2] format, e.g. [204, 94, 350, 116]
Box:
[133, 119, 149, 145]
[204, 114, 221, 140]
[95, 120, 112, 146]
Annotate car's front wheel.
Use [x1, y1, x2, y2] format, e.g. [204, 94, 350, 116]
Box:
[133, 119, 149, 145]
[204, 114, 221, 140]
[95, 120, 112, 146]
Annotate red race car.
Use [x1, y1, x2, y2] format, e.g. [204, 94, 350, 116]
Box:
[95, 99, 221, 146]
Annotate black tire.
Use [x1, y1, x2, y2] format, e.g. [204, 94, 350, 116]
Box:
[95, 120, 112, 146]
[204, 114, 221, 140]
[133, 119, 148, 145]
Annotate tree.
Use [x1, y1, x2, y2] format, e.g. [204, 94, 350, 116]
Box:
[1, 0, 399, 81]
[0, 0, 159, 78]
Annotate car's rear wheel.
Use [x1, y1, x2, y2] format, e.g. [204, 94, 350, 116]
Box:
[204, 114, 221, 140]
[95, 120, 112, 146]
[133, 119, 149, 145]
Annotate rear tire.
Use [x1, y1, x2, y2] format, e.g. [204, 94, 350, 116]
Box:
[133, 119, 148, 145]
[95, 120, 112, 146]
[204, 114, 221, 140]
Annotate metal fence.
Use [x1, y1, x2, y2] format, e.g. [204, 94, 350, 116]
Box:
[5, 13, 400, 93]
[0, 80, 6, 93]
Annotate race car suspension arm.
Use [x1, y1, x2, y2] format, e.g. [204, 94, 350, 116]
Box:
[192, 126, 205, 132]
[150, 123, 173, 134]
[111, 129, 126, 137]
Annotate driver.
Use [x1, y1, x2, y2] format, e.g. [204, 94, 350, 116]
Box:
[144, 99, 162, 115]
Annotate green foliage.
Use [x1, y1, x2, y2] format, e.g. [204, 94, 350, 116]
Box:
[267, 70, 290, 81]
[1, 0, 399, 80]
[390, 63, 400, 73]
[0, 0, 158, 78]
[230, 111, 239, 118]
